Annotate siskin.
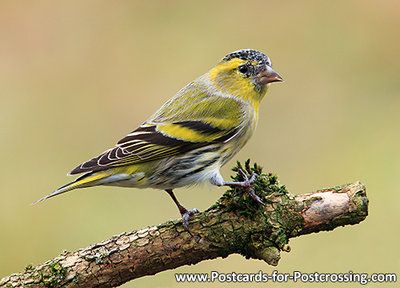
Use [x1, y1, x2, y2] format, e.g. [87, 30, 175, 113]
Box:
[35, 49, 283, 230]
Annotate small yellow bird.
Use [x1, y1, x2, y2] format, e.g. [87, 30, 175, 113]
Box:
[35, 49, 282, 230]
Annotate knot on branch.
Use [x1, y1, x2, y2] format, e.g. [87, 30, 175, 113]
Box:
[294, 181, 368, 235]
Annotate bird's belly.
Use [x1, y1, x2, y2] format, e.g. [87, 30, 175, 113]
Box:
[146, 144, 225, 189]
[101, 144, 224, 190]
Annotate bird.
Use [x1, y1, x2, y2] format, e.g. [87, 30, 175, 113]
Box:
[34, 49, 283, 231]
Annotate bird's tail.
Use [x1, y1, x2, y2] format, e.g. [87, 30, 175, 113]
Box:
[32, 171, 111, 205]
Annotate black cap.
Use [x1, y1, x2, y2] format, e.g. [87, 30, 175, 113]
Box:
[221, 49, 271, 66]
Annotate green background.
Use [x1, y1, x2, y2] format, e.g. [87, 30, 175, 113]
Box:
[1, 1, 399, 287]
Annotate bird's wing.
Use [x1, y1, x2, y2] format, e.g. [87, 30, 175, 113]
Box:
[69, 93, 245, 175]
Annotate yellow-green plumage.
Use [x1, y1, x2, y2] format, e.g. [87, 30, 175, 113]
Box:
[35, 49, 282, 214]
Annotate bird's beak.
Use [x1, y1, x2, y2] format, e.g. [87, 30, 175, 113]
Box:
[256, 65, 283, 85]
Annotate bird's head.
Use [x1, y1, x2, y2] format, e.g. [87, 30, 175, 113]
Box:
[208, 49, 283, 103]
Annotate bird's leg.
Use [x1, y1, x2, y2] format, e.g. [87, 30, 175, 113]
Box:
[165, 189, 199, 234]
[223, 168, 265, 206]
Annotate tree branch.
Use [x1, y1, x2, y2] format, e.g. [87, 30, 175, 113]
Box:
[0, 161, 368, 288]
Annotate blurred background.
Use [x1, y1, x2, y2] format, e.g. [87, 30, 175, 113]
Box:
[0, 0, 399, 287]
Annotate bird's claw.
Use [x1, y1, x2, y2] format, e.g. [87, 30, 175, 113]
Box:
[225, 169, 265, 206]
[238, 168, 258, 186]
[181, 208, 199, 235]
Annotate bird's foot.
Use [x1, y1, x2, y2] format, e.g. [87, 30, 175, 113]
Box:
[178, 205, 199, 235]
[224, 168, 265, 206]
[165, 189, 200, 236]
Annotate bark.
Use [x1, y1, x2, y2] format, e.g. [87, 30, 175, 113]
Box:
[0, 162, 368, 288]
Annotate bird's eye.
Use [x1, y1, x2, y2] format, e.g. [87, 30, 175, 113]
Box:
[238, 65, 248, 74]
